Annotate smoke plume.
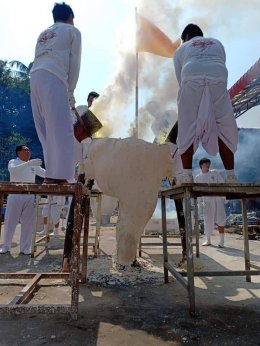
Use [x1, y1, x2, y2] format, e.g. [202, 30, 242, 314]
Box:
[92, 0, 259, 140]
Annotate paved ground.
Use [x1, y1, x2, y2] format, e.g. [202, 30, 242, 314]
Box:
[0, 223, 260, 345]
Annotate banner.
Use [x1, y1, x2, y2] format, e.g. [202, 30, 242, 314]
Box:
[137, 14, 181, 58]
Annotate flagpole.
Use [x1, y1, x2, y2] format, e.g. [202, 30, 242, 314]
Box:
[135, 6, 139, 138]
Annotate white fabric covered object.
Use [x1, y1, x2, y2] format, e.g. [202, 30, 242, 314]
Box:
[83, 137, 176, 265]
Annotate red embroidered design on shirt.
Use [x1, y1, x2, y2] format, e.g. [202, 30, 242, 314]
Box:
[39, 31, 56, 44]
[192, 40, 214, 47]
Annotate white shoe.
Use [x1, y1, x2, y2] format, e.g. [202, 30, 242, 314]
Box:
[218, 234, 225, 248]
[202, 240, 211, 246]
[225, 175, 238, 184]
[37, 229, 45, 234]
[50, 229, 59, 236]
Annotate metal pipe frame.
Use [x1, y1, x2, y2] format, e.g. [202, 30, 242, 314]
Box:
[161, 196, 169, 284]
[0, 194, 4, 240]
[183, 188, 195, 316]
[0, 182, 89, 320]
[139, 195, 197, 259]
[160, 183, 260, 316]
[242, 199, 251, 282]
[93, 192, 102, 257]
[81, 198, 90, 283]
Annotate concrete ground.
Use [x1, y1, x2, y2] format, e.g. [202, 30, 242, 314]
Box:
[0, 221, 260, 345]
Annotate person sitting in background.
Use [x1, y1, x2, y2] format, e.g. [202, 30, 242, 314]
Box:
[195, 157, 226, 248]
[0, 145, 45, 255]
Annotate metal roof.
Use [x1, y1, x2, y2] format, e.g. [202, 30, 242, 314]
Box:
[229, 59, 260, 118]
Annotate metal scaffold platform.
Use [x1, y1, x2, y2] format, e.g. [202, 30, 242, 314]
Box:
[160, 182, 260, 316]
[0, 182, 89, 320]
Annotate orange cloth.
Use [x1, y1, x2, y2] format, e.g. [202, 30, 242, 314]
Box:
[137, 15, 180, 58]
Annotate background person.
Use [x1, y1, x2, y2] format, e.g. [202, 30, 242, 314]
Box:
[0, 145, 45, 255]
[40, 196, 66, 236]
[87, 91, 99, 108]
[173, 24, 238, 183]
[195, 157, 226, 247]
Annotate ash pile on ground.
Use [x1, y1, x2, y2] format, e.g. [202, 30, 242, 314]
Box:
[86, 255, 169, 288]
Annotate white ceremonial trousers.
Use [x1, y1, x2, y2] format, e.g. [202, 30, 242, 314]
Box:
[3, 195, 34, 253]
[195, 170, 226, 237]
[30, 70, 75, 180]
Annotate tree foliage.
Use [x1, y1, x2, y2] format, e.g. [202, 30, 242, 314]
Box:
[0, 60, 42, 181]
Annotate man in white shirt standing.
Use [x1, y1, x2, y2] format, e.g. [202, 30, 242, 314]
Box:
[195, 157, 226, 247]
[30, 2, 81, 184]
[0, 145, 46, 255]
[173, 24, 238, 183]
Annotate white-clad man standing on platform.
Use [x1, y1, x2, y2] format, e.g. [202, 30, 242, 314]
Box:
[0, 145, 46, 255]
[173, 24, 238, 183]
[30, 2, 81, 184]
[195, 157, 226, 247]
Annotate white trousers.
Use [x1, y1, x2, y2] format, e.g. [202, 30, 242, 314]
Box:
[177, 78, 238, 156]
[3, 195, 34, 252]
[204, 197, 226, 238]
[42, 196, 65, 225]
[30, 70, 74, 180]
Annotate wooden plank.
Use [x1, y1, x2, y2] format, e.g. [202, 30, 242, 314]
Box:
[8, 273, 42, 306]
[180, 270, 260, 277]
[160, 183, 260, 199]
[0, 182, 89, 196]
[0, 273, 69, 279]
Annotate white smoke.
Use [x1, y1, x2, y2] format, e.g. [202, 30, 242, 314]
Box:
[92, 0, 259, 140]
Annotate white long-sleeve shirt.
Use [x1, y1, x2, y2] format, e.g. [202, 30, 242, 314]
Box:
[195, 169, 225, 203]
[195, 169, 224, 184]
[30, 22, 81, 95]
[174, 37, 227, 86]
[8, 158, 46, 183]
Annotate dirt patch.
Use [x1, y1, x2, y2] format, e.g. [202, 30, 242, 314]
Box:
[0, 227, 260, 345]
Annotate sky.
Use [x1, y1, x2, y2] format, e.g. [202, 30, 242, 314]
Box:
[1, 0, 260, 140]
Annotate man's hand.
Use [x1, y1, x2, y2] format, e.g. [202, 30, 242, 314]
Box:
[28, 159, 42, 167]
[69, 92, 76, 108]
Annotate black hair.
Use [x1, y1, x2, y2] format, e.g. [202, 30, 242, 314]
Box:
[16, 145, 28, 156]
[199, 157, 211, 168]
[52, 2, 74, 22]
[181, 24, 203, 41]
[87, 91, 99, 101]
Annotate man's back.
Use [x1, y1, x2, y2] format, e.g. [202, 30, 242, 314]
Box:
[31, 22, 81, 90]
[174, 37, 228, 84]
